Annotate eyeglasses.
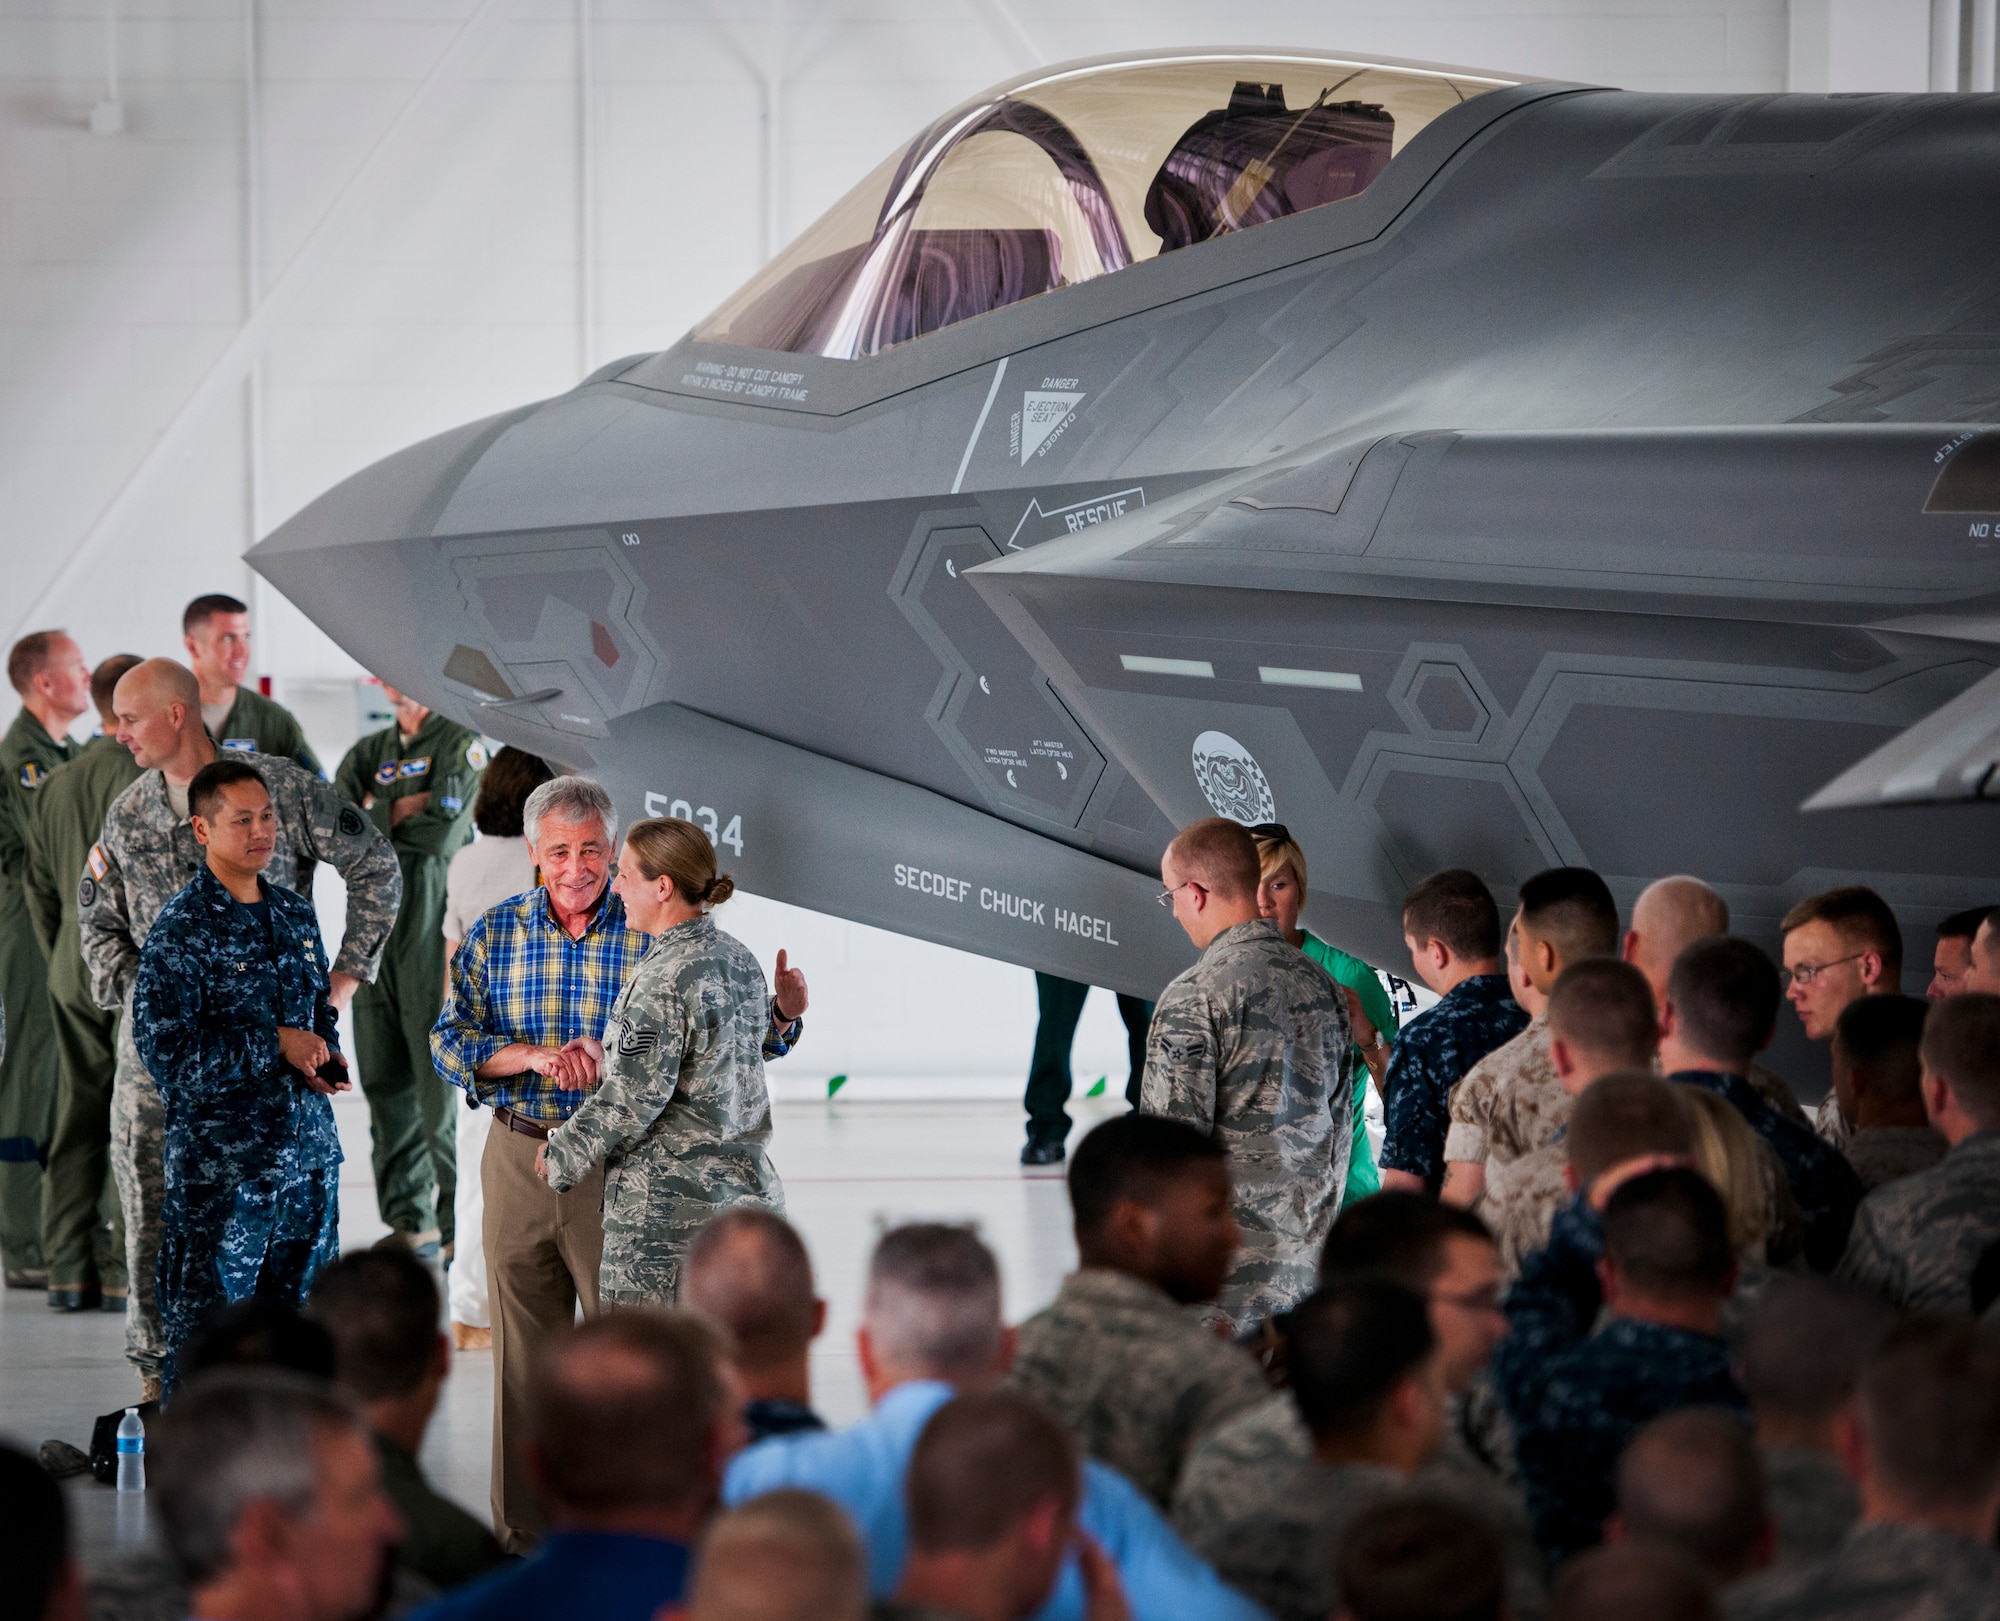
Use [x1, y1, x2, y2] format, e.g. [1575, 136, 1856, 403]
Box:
[1781, 952, 1865, 989]
[1156, 880, 1206, 908]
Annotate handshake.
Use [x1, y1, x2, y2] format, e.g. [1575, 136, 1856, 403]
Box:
[528, 1035, 605, 1092]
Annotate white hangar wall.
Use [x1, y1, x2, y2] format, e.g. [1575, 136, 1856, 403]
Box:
[0, 1, 1955, 1087]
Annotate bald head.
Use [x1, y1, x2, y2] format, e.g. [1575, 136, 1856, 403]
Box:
[1626, 877, 1730, 1007]
[112, 659, 211, 776]
[682, 1210, 820, 1374]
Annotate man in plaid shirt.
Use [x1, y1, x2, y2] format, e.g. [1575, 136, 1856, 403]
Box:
[431, 774, 807, 1547]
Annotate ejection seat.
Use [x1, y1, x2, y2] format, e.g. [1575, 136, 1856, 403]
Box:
[1145, 80, 1395, 252]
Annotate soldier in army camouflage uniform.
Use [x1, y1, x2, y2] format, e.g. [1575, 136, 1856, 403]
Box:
[334, 684, 485, 1252]
[1838, 993, 2000, 1315]
[540, 818, 801, 1305]
[1006, 1113, 1270, 1508]
[131, 760, 348, 1390]
[80, 659, 398, 1392]
[24, 654, 143, 1309]
[182, 593, 321, 774]
[0, 630, 90, 1285]
[1727, 1320, 2000, 1621]
[1140, 818, 1350, 1327]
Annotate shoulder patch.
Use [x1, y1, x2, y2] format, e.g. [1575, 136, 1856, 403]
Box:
[18, 762, 44, 789]
[372, 761, 398, 786]
[466, 740, 489, 770]
[221, 737, 258, 753]
[77, 875, 96, 908]
[398, 757, 431, 778]
[617, 1018, 660, 1058]
[337, 805, 366, 839]
[87, 844, 108, 880]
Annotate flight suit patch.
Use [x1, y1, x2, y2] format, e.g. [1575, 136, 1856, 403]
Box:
[372, 761, 398, 786]
[440, 795, 462, 812]
[221, 738, 258, 753]
[467, 741, 489, 770]
[19, 762, 44, 789]
[398, 757, 431, 778]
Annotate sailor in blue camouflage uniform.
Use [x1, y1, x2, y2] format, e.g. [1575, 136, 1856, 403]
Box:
[1378, 870, 1527, 1194]
[1493, 1170, 1749, 1567]
[130, 759, 348, 1390]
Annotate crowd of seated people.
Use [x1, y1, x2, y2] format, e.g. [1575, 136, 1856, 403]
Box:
[9, 855, 2000, 1621]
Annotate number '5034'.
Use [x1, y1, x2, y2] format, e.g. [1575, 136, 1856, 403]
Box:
[643, 793, 744, 855]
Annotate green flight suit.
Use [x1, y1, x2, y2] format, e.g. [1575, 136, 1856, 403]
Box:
[208, 686, 321, 777]
[25, 734, 141, 1291]
[334, 713, 484, 1245]
[0, 708, 79, 1278]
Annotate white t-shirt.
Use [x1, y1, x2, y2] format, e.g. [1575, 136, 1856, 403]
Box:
[200, 697, 233, 736]
[442, 834, 537, 943]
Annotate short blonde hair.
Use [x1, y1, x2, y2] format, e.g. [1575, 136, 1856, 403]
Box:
[1675, 1085, 1770, 1256]
[1252, 826, 1308, 893]
[623, 818, 736, 908]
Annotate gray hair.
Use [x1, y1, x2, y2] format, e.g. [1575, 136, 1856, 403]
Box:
[863, 1223, 1002, 1379]
[523, 775, 616, 847]
[151, 1369, 367, 1587]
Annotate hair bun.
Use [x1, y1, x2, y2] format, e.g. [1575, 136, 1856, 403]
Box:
[704, 873, 737, 907]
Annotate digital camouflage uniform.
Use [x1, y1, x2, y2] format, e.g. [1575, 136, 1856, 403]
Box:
[1379, 974, 1527, 1191]
[0, 706, 78, 1277]
[1006, 1266, 1271, 1507]
[207, 685, 321, 777]
[334, 712, 484, 1246]
[1758, 1442, 1857, 1570]
[1492, 1197, 1749, 1566]
[1842, 1125, 1947, 1191]
[542, 912, 796, 1306]
[1725, 1522, 2000, 1621]
[132, 865, 345, 1390]
[1173, 1390, 1547, 1621]
[1446, 1014, 1573, 1271]
[1669, 1069, 1863, 1273]
[1139, 917, 1351, 1326]
[24, 734, 140, 1293]
[1484, 1138, 1571, 1280]
[1837, 1129, 2000, 1313]
[80, 752, 399, 1378]
[1171, 1398, 1402, 1621]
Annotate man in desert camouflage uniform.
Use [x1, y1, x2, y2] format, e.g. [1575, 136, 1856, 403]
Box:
[79, 660, 399, 1396]
[1139, 817, 1350, 1327]
[1443, 868, 1621, 1217]
[1006, 1113, 1269, 1508]
[1839, 993, 2000, 1314]
[1729, 1320, 2000, 1621]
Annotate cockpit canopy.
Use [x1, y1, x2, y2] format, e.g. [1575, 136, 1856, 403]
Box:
[694, 51, 1516, 359]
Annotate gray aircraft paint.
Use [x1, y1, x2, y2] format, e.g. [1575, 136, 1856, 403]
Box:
[252, 60, 2000, 1020]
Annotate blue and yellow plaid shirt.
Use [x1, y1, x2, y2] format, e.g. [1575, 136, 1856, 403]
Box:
[430, 885, 653, 1124]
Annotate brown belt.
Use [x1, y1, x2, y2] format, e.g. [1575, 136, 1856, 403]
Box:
[493, 1106, 551, 1142]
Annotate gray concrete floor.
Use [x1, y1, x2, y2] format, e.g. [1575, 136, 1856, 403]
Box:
[4, 1090, 1110, 1571]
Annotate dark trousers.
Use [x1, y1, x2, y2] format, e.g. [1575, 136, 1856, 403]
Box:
[41, 990, 125, 1289]
[1024, 973, 1152, 1145]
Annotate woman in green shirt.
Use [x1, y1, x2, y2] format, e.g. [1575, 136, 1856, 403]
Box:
[1249, 823, 1396, 1202]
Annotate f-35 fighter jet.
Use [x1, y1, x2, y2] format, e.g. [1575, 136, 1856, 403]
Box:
[252, 48, 2000, 998]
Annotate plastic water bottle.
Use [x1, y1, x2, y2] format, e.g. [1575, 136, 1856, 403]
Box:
[116, 1406, 145, 1492]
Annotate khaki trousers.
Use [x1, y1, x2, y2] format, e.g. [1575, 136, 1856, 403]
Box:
[483, 1119, 602, 1552]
